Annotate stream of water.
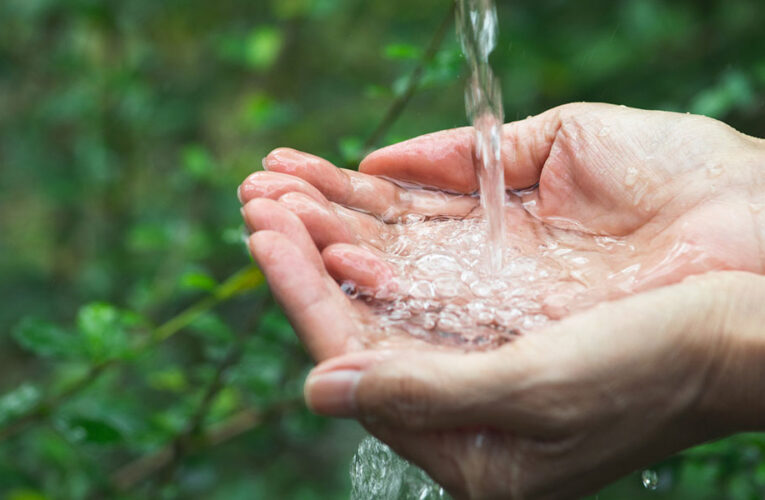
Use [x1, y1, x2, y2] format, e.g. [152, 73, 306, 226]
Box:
[351, 1, 509, 497]
[459, 0, 506, 272]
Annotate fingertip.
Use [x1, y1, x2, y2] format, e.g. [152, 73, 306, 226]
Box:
[263, 147, 304, 172]
[322, 243, 395, 292]
[243, 197, 324, 268]
[304, 369, 361, 417]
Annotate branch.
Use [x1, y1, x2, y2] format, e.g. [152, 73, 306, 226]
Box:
[110, 400, 300, 492]
[154, 338, 247, 488]
[361, 2, 456, 153]
[0, 265, 264, 442]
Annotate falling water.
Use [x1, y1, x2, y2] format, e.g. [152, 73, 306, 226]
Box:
[350, 1, 508, 497]
[457, 0, 506, 272]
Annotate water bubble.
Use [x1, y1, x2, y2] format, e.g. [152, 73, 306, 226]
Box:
[403, 213, 427, 224]
[641, 469, 659, 491]
[624, 167, 638, 187]
[705, 162, 723, 178]
[341, 281, 359, 299]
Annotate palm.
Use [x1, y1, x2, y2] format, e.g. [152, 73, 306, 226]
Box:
[239, 103, 763, 361]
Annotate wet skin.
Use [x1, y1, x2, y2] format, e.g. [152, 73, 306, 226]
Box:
[239, 103, 765, 499]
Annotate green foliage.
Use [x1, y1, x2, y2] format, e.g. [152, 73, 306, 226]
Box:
[0, 385, 41, 427]
[14, 303, 139, 362]
[0, 0, 763, 498]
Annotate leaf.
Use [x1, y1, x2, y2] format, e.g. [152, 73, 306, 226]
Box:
[338, 136, 363, 165]
[189, 312, 235, 344]
[62, 417, 123, 444]
[182, 144, 215, 180]
[76, 302, 132, 362]
[383, 43, 422, 60]
[0, 384, 41, 426]
[690, 70, 754, 118]
[245, 27, 284, 70]
[12, 317, 78, 358]
[5, 489, 48, 500]
[179, 269, 218, 292]
[147, 367, 188, 392]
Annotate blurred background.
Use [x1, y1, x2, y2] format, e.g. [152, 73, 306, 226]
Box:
[1, 0, 764, 498]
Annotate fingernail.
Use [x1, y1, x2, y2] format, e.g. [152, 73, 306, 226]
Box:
[240, 207, 253, 232]
[304, 369, 361, 417]
[310, 350, 396, 375]
[237, 185, 244, 204]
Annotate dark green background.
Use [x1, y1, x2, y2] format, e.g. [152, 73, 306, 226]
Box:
[0, 0, 763, 498]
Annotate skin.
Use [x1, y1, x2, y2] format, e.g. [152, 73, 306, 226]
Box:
[238, 103, 765, 498]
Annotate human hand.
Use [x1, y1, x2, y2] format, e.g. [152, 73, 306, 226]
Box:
[239, 103, 765, 350]
[304, 271, 765, 499]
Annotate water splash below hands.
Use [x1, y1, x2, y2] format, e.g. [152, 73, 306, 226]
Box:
[351, 436, 447, 500]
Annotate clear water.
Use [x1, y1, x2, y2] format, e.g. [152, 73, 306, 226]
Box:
[351, 437, 447, 500]
[641, 470, 659, 491]
[351, 1, 513, 495]
[458, 0, 506, 272]
[350, 196, 639, 350]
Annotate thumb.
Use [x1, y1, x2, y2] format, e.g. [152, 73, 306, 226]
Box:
[303, 346, 542, 432]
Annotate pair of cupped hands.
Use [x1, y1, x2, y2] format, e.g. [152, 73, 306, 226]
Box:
[239, 103, 765, 499]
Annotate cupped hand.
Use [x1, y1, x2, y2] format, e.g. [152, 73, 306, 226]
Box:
[239, 103, 765, 355]
[304, 271, 765, 499]
[237, 103, 765, 498]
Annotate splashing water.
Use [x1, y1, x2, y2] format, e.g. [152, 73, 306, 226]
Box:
[351, 437, 446, 500]
[458, 0, 506, 272]
[641, 470, 659, 491]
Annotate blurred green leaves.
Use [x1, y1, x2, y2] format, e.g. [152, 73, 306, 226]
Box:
[76, 303, 135, 363]
[0, 0, 764, 498]
[14, 303, 138, 363]
[59, 416, 123, 445]
[13, 319, 75, 359]
[218, 26, 285, 71]
[384, 43, 422, 61]
[0, 384, 41, 427]
[245, 27, 284, 70]
[691, 70, 756, 118]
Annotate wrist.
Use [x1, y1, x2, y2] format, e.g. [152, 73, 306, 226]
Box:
[696, 273, 765, 434]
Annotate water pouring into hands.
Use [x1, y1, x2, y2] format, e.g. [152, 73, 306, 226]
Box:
[238, 103, 765, 498]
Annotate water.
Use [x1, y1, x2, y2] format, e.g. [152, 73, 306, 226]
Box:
[351, 436, 446, 500]
[458, 0, 506, 272]
[350, 199, 639, 350]
[351, 2, 513, 494]
[641, 470, 659, 491]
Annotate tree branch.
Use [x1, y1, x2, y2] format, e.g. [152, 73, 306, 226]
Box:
[109, 400, 300, 492]
[0, 265, 264, 442]
[361, 2, 456, 154]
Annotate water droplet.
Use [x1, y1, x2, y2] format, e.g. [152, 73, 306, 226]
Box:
[624, 167, 638, 187]
[341, 281, 358, 298]
[641, 469, 659, 490]
[706, 162, 723, 178]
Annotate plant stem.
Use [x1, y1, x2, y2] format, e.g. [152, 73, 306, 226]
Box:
[0, 265, 263, 442]
[361, 2, 456, 153]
